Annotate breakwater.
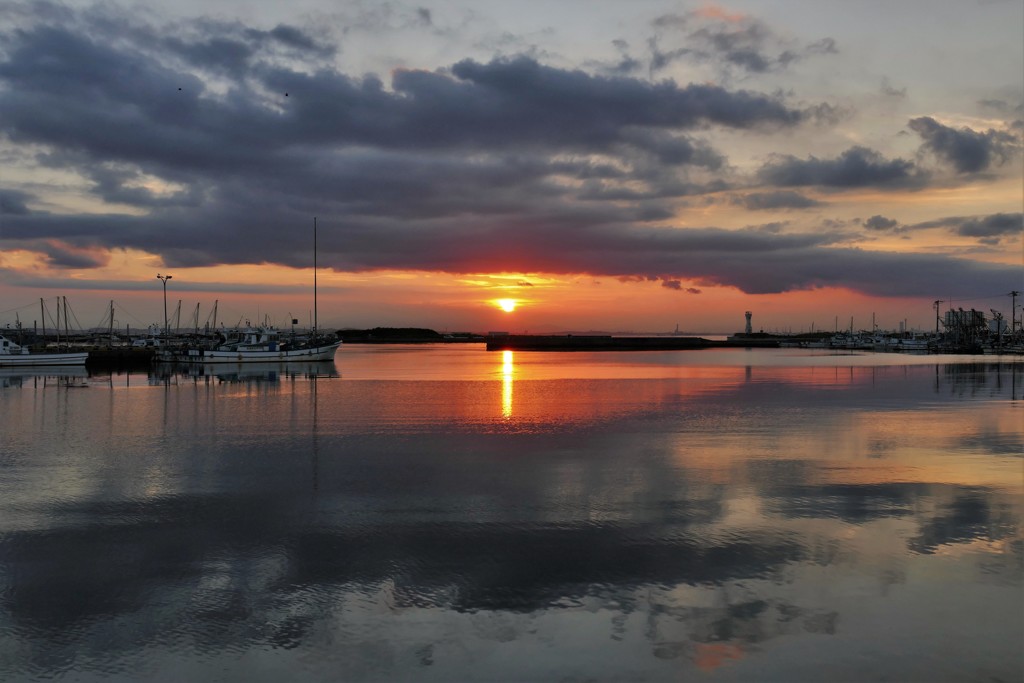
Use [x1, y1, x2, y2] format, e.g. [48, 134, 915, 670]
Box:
[485, 335, 779, 351]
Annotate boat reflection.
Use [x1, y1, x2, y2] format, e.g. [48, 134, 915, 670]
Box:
[151, 361, 340, 384]
[0, 366, 89, 388]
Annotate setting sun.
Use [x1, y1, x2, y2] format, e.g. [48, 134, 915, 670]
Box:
[496, 298, 517, 312]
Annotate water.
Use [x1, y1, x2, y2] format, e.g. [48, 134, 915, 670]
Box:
[1, 346, 1021, 682]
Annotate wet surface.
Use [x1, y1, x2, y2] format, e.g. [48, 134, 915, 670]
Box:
[1, 348, 1021, 681]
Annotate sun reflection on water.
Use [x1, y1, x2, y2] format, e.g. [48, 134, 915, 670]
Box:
[502, 350, 514, 419]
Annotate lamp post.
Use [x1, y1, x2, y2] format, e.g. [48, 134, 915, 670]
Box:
[157, 274, 172, 337]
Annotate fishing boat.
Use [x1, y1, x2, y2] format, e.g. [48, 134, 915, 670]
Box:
[0, 335, 89, 366]
[155, 217, 341, 364]
[156, 326, 340, 363]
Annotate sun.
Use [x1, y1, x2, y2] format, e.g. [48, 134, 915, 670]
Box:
[496, 298, 517, 312]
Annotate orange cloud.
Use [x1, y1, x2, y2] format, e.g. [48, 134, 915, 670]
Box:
[694, 4, 747, 22]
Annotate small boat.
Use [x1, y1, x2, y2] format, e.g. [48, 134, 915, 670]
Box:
[0, 335, 89, 366]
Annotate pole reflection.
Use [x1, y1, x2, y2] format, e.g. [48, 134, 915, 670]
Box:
[502, 350, 514, 419]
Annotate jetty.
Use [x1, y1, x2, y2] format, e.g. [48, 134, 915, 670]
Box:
[485, 334, 778, 351]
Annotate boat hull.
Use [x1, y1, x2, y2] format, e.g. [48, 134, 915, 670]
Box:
[0, 352, 89, 367]
[157, 341, 341, 364]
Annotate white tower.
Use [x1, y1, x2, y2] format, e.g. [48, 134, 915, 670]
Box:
[744, 311, 753, 335]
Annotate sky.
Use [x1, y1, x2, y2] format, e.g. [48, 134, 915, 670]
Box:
[0, 0, 1021, 335]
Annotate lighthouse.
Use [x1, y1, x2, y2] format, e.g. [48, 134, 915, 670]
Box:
[745, 311, 753, 335]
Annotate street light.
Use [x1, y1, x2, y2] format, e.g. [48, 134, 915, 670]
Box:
[157, 274, 173, 337]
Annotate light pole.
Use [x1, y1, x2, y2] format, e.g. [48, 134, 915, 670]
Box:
[157, 274, 172, 337]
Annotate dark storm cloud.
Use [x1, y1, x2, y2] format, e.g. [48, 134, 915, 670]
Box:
[733, 190, 821, 210]
[758, 147, 922, 188]
[908, 116, 1020, 173]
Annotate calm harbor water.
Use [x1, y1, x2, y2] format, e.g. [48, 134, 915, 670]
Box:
[1, 346, 1021, 682]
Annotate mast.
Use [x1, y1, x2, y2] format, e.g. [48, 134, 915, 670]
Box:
[40, 298, 46, 340]
[314, 216, 318, 338]
[1012, 290, 1020, 338]
[109, 300, 115, 344]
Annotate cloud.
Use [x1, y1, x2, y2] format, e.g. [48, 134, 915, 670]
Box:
[0, 189, 32, 215]
[908, 116, 1020, 173]
[758, 147, 921, 188]
[4, 208, 1018, 299]
[442, 57, 804, 135]
[733, 191, 821, 210]
[0, 13, 806, 213]
[39, 240, 110, 269]
[649, 10, 837, 76]
[0, 3, 1017, 307]
[977, 97, 1024, 116]
[863, 215, 899, 231]
[880, 78, 906, 98]
[905, 212, 1023, 245]
[955, 213, 1023, 238]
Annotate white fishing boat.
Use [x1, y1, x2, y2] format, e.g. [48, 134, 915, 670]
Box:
[157, 326, 340, 363]
[0, 335, 89, 366]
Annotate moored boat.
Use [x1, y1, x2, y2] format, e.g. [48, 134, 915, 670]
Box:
[156, 326, 340, 363]
[0, 335, 89, 366]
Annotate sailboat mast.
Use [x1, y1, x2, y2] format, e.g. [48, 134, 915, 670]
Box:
[314, 216, 318, 338]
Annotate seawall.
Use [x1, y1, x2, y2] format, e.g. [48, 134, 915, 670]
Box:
[485, 335, 780, 351]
